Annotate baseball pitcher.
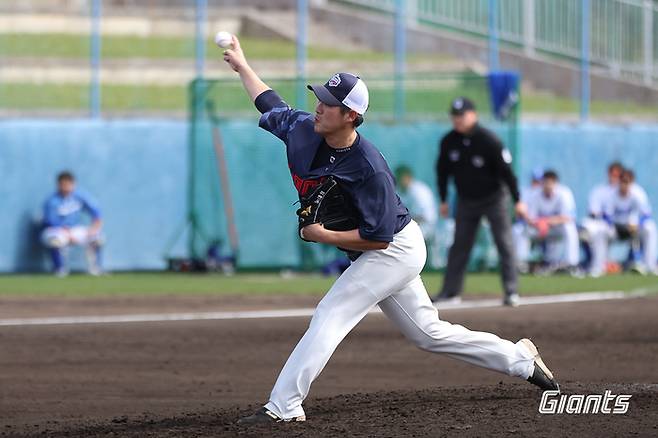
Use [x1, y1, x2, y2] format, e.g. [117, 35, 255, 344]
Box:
[221, 35, 559, 425]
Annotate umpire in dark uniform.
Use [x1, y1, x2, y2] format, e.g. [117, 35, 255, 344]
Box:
[433, 97, 526, 307]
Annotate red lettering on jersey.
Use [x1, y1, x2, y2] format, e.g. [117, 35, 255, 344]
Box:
[291, 172, 326, 196]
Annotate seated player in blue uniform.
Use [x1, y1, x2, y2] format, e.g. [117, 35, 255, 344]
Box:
[41, 171, 104, 276]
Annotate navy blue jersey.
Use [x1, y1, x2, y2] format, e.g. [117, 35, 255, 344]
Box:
[255, 90, 410, 243]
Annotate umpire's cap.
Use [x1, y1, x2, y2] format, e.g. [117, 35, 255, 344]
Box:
[450, 97, 476, 115]
[308, 73, 369, 115]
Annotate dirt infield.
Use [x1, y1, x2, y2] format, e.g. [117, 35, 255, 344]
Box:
[1, 295, 657, 437]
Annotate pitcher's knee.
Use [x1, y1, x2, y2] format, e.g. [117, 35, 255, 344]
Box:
[409, 328, 450, 352]
[415, 338, 438, 352]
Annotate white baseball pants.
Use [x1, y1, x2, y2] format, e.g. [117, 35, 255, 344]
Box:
[544, 223, 580, 267]
[514, 222, 580, 267]
[639, 219, 657, 272]
[512, 221, 531, 264]
[581, 217, 611, 276]
[41, 226, 103, 248]
[583, 218, 657, 274]
[265, 220, 535, 419]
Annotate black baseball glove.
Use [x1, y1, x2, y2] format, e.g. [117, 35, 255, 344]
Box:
[296, 177, 359, 242]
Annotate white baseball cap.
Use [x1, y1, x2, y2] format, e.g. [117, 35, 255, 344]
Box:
[307, 72, 369, 115]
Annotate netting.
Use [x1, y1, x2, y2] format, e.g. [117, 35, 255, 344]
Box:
[184, 73, 520, 269]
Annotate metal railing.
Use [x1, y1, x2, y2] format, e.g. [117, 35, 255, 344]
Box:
[334, 0, 657, 87]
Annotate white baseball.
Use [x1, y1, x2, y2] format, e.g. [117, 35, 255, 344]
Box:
[214, 31, 233, 49]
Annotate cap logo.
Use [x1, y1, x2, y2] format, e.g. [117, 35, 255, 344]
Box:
[328, 74, 341, 87]
[454, 98, 463, 109]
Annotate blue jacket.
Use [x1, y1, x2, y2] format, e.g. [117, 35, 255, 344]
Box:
[43, 191, 101, 228]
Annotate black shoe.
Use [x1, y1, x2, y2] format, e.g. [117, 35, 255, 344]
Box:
[520, 338, 560, 392]
[237, 407, 306, 425]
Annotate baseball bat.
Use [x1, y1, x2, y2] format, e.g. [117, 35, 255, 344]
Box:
[206, 101, 240, 260]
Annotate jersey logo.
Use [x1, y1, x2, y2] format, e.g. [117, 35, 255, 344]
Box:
[329, 156, 335, 163]
[299, 205, 312, 217]
[291, 172, 327, 196]
[57, 199, 83, 216]
[328, 74, 341, 87]
[471, 155, 485, 168]
[449, 150, 460, 162]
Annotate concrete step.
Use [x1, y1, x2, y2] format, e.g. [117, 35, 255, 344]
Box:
[0, 58, 468, 85]
[0, 12, 240, 37]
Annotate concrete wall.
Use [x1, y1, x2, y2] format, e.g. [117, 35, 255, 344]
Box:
[1, 118, 657, 272]
[518, 123, 658, 218]
[0, 120, 188, 272]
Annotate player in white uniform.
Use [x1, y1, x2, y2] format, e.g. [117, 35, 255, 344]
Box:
[582, 163, 654, 276]
[602, 169, 657, 274]
[526, 170, 579, 271]
[512, 168, 543, 272]
[395, 165, 441, 269]
[581, 162, 623, 276]
[395, 165, 437, 240]
[221, 35, 559, 425]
